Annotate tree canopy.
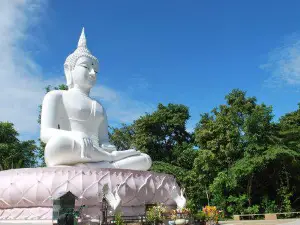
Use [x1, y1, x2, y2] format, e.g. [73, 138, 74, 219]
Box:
[0, 122, 37, 170]
[110, 89, 300, 215]
[193, 90, 300, 214]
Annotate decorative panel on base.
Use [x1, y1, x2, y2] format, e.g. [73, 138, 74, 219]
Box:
[0, 167, 179, 220]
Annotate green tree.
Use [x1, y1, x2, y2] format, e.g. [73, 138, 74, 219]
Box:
[172, 142, 197, 170]
[133, 103, 192, 162]
[110, 103, 193, 162]
[109, 103, 204, 211]
[108, 90, 300, 214]
[0, 122, 37, 170]
[279, 103, 300, 151]
[194, 89, 300, 214]
[277, 105, 300, 212]
[109, 124, 134, 150]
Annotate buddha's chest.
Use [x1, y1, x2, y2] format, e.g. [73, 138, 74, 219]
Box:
[62, 93, 104, 123]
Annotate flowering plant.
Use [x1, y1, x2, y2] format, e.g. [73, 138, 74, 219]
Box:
[202, 206, 219, 225]
[170, 208, 191, 220]
[146, 203, 167, 224]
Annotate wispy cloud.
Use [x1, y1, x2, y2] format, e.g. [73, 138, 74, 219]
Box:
[261, 35, 300, 87]
[0, 0, 50, 138]
[0, 0, 153, 139]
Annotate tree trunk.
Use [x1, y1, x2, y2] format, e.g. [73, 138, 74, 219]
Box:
[247, 174, 254, 207]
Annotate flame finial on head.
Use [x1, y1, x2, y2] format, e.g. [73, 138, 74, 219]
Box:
[64, 27, 98, 71]
[78, 27, 87, 48]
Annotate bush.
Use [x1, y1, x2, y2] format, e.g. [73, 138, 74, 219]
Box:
[193, 211, 206, 221]
[261, 197, 278, 213]
[202, 206, 220, 225]
[146, 204, 167, 224]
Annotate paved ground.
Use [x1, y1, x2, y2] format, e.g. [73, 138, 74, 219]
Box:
[280, 220, 300, 225]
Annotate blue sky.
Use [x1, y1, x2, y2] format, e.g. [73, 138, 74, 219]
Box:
[1, 0, 300, 140]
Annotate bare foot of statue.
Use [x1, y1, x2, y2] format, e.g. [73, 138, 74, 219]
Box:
[111, 149, 141, 161]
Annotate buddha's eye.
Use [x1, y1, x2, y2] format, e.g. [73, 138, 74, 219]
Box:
[81, 65, 88, 69]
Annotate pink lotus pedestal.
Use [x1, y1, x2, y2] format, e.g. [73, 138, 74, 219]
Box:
[0, 167, 179, 220]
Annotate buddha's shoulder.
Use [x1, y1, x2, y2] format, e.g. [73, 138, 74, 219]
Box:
[92, 99, 105, 109]
[43, 90, 66, 102]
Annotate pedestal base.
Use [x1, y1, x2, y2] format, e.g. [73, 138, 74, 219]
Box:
[0, 167, 179, 220]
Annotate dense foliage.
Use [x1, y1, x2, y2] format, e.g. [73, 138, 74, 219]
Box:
[0, 122, 37, 170]
[193, 90, 300, 215]
[110, 89, 300, 215]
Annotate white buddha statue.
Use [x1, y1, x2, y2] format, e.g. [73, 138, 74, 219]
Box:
[40, 28, 152, 171]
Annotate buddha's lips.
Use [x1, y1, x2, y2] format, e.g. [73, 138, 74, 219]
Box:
[89, 75, 96, 80]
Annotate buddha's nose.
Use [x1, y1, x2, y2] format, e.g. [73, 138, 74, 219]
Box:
[89, 68, 96, 78]
[89, 68, 96, 74]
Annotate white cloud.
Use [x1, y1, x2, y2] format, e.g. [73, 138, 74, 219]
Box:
[0, 0, 50, 138]
[261, 35, 300, 87]
[0, 0, 154, 139]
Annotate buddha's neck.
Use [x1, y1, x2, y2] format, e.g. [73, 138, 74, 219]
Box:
[72, 85, 91, 97]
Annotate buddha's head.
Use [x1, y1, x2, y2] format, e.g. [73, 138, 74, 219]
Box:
[64, 28, 99, 90]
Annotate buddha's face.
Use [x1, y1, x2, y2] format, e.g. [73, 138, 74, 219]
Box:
[71, 56, 99, 89]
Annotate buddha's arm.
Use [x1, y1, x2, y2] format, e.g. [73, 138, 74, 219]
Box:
[98, 108, 117, 152]
[40, 91, 71, 143]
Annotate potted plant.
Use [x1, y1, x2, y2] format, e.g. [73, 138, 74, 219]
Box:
[170, 208, 191, 225]
[202, 206, 219, 225]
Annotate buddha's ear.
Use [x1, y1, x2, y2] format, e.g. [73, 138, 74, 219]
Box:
[64, 64, 73, 88]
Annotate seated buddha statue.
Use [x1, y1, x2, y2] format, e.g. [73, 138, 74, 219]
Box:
[40, 28, 152, 171]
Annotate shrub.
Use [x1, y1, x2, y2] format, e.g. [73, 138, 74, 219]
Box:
[202, 206, 220, 225]
[146, 204, 167, 224]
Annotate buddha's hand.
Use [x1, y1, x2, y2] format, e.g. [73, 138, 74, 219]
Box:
[72, 131, 94, 158]
[101, 143, 117, 152]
